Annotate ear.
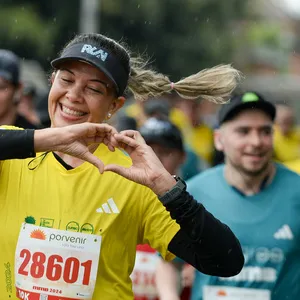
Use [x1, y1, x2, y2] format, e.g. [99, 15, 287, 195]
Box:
[214, 129, 224, 151]
[50, 72, 56, 84]
[108, 96, 126, 116]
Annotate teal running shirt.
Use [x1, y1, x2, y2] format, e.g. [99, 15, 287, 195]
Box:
[188, 164, 300, 300]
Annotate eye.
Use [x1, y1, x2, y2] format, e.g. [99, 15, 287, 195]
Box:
[236, 128, 249, 135]
[262, 127, 272, 135]
[87, 87, 103, 94]
[61, 78, 73, 83]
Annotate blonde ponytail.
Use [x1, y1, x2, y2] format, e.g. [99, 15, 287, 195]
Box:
[127, 56, 242, 103]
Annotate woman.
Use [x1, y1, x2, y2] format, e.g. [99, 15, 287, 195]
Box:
[0, 33, 243, 300]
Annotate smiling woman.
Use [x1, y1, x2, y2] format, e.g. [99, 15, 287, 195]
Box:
[0, 32, 244, 300]
[48, 61, 121, 127]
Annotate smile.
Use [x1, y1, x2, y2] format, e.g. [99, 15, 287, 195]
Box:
[60, 104, 87, 117]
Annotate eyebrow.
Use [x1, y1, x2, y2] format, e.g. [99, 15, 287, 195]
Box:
[235, 125, 272, 130]
[60, 68, 110, 88]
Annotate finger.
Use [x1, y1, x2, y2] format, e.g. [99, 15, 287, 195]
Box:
[96, 123, 118, 136]
[104, 164, 130, 177]
[107, 143, 115, 152]
[114, 133, 140, 149]
[119, 129, 137, 136]
[119, 130, 146, 144]
[103, 136, 115, 152]
[85, 136, 102, 144]
[82, 152, 105, 174]
[109, 134, 119, 148]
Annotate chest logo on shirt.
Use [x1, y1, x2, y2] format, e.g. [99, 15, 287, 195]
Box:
[96, 198, 119, 214]
[273, 224, 294, 240]
[24, 216, 95, 234]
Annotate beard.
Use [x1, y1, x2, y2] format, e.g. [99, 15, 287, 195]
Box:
[227, 157, 271, 178]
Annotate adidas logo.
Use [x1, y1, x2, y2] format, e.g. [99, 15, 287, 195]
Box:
[96, 198, 119, 214]
[274, 224, 294, 240]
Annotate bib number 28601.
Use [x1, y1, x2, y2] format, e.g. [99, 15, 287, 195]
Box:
[15, 223, 101, 300]
[18, 249, 92, 285]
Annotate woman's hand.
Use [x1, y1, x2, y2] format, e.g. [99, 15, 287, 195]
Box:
[34, 123, 118, 173]
[104, 130, 176, 195]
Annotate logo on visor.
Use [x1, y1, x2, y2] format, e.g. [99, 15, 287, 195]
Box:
[81, 44, 108, 62]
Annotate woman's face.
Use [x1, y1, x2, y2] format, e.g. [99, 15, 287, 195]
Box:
[48, 60, 125, 127]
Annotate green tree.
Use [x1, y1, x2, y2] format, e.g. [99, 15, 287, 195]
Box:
[0, 0, 79, 70]
[0, 0, 249, 78]
[100, 0, 248, 79]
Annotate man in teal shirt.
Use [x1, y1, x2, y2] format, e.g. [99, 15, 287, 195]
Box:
[156, 92, 300, 300]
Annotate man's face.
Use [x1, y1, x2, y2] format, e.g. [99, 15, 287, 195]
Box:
[216, 109, 274, 176]
[0, 77, 16, 120]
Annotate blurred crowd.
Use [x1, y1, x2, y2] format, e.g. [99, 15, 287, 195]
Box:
[2, 47, 300, 300]
[3, 48, 300, 174]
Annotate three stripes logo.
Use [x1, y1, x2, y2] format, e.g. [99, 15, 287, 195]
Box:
[273, 224, 294, 240]
[96, 198, 119, 214]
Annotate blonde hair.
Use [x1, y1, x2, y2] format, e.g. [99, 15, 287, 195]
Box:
[128, 56, 242, 104]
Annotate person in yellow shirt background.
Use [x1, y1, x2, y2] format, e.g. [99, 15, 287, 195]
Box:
[273, 102, 300, 162]
[125, 94, 218, 167]
[120, 98, 208, 180]
[124, 94, 192, 138]
[284, 159, 300, 174]
[172, 97, 216, 166]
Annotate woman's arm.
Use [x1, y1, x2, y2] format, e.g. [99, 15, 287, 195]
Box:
[0, 129, 35, 160]
[164, 187, 244, 277]
[0, 124, 118, 173]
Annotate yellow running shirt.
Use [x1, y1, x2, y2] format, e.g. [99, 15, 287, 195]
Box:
[187, 125, 214, 165]
[0, 141, 179, 299]
[284, 159, 300, 174]
[273, 126, 300, 162]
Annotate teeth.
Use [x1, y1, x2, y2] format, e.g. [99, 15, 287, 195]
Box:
[62, 105, 85, 117]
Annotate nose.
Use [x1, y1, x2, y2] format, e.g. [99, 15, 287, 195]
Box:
[249, 131, 262, 147]
[66, 84, 84, 103]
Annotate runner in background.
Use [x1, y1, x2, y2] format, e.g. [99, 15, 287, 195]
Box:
[17, 81, 41, 127]
[142, 99, 208, 179]
[124, 94, 191, 136]
[284, 158, 300, 173]
[273, 102, 300, 162]
[131, 117, 191, 300]
[0, 49, 37, 129]
[118, 98, 207, 180]
[173, 97, 215, 166]
[156, 92, 300, 300]
[0, 32, 243, 300]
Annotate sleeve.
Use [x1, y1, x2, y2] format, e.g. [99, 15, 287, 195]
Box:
[0, 126, 35, 161]
[140, 188, 180, 261]
[164, 189, 244, 277]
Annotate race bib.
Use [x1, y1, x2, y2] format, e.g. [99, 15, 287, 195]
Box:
[203, 286, 271, 300]
[131, 251, 159, 300]
[15, 223, 101, 300]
